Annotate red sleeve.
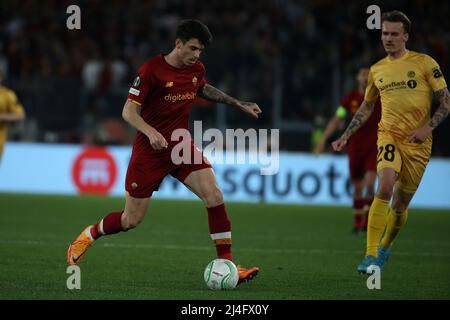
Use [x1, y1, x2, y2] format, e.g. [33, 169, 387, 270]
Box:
[194, 72, 210, 107]
[198, 75, 207, 90]
[339, 93, 351, 110]
[196, 61, 207, 90]
[127, 62, 153, 106]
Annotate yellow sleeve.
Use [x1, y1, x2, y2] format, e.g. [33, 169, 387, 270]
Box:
[424, 55, 447, 92]
[364, 68, 379, 102]
[7, 90, 25, 115]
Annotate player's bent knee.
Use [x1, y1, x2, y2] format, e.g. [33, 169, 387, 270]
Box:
[204, 188, 224, 207]
[376, 184, 393, 200]
[376, 190, 393, 201]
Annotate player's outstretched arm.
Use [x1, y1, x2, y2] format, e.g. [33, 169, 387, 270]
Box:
[122, 100, 168, 150]
[198, 84, 262, 119]
[314, 116, 343, 155]
[408, 88, 450, 143]
[0, 112, 25, 123]
[431, 87, 450, 128]
[331, 100, 376, 151]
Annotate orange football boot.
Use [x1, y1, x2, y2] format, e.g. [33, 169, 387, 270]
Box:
[67, 226, 95, 265]
[237, 265, 259, 285]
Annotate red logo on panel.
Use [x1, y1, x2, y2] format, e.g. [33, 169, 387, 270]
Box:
[72, 148, 117, 194]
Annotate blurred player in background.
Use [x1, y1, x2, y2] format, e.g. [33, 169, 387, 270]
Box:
[332, 11, 449, 274]
[0, 69, 26, 162]
[67, 19, 261, 284]
[315, 67, 381, 235]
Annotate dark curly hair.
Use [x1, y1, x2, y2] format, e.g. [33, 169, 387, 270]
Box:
[176, 19, 213, 46]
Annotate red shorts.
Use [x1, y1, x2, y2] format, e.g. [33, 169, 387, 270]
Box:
[348, 146, 377, 180]
[125, 141, 212, 198]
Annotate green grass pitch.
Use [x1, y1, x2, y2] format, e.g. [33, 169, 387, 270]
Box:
[0, 193, 449, 299]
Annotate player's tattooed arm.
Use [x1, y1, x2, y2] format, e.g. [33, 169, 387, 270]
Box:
[429, 88, 450, 129]
[408, 88, 450, 143]
[331, 100, 375, 151]
[198, 84, 262, 118]
[342, 100, 376, 140]
[198, 83, 240, 105]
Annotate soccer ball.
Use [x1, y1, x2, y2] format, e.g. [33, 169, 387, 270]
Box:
[204, 258, 239, 290]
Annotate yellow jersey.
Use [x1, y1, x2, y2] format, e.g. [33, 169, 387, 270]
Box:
[365, 50, 447, 144]
[0, 85, 25, 156]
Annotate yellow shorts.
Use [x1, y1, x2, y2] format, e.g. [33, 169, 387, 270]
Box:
[376, 130, 431, 194]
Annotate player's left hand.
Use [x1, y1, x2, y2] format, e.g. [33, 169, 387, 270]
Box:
[408, 125, 433, 143]
[237, 101, 262, 119]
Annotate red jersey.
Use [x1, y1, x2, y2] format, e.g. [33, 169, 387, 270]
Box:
[340, 90, 381, 154]
[127, 54, 207, 156]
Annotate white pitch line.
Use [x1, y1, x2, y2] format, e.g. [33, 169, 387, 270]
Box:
[1, 239, 450, 258]
[144, 230, 450, 247]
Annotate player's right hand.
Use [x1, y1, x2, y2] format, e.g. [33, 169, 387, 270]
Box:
[331, 136, 347, 152]
[147, 128, 168, 150]
[236, 101, 262, 119]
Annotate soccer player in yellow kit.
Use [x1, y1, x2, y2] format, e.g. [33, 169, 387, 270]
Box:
[332, 11, 450, 274]
[0, 70, 25, 161]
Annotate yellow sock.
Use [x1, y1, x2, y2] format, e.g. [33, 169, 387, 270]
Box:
[366, 197, 389, 257]
[380, 208, 408, 249]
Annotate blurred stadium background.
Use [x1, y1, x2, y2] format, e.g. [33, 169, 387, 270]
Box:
[0, 0, 449, 300]
[1, 0, 449, 153]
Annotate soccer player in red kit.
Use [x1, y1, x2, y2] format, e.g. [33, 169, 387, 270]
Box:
[67, 20, 261, 284]
[315, 67, 381, 234]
